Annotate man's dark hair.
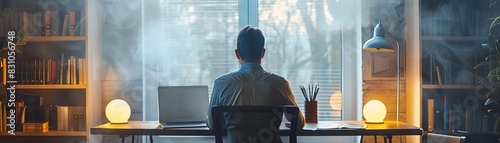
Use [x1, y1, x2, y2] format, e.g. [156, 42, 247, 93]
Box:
[237, 25, 265, 62]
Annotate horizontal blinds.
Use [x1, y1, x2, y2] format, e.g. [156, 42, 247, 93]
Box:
[157, 0, 239, 89]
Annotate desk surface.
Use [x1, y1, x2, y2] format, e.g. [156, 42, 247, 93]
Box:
[91, 121, 422, 136]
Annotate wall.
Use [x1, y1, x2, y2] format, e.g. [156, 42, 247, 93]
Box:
[99, 0, 143, 142]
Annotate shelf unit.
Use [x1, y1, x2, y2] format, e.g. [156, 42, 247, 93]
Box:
[419, 0, 499, 141]
[0, 0, 102, 143]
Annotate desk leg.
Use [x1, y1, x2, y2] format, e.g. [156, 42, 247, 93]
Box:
[384, 135, 392, 143]
[150, 135, 154, 143]
[132, 135, 135, 143]
[374, 136, 378, 143]
[360, 135, 363, 143]
[119, 135, 130, 143]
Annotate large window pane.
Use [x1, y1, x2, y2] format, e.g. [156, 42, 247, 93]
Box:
[156, 0, 239, 88]
[259, 0, 343, 121]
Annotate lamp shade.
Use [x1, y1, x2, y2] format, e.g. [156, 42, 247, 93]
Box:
[105, 99, 131, 124]
[363, 23, 394, 52]
[363, 100, 387, 123]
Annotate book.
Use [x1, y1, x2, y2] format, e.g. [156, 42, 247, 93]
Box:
[60, 53, 65, 84]
[39, 59, 43, 84]
[22, 11, 28, 35]
[54, 106, 85, 131]
[72, 56, 76, 85]
[62, 15, 69, 36]
[44, 11, 51, 36]
[428, 99, 434, 132]
[436, 66, 442, 85]
[317, 123, 367, 130]
[51, 60, 57, 84]
[0, 101, 3, 132]
[42, 59, 46, 84]
[69, 11, 75, 36]
[51, 10, 60, 36]
[57, 106, 68, 131]
[80, 10, 85, 36]
[434, 95, 444, 131]
[84, 59, 87, 85]
[78, 58, 83, 84]
[66, 58, 71, 84]
[48, 105, 57, 130]
[2, 58, 6, 85]
[465, 110, 472, 131]
[67, 106, 86, 131]
[37, 12, 43, 36]
[23, 121, 49, 133]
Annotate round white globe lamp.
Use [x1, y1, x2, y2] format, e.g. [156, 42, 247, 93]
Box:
[362, 100, 387, 123]
[105, 99, 131, 124]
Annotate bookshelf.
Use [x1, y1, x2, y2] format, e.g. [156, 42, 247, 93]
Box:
[419, 0, 500, 142]
[0, 0, 102, 143]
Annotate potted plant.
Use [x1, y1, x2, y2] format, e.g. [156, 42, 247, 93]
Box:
[474, 14, 500, 134]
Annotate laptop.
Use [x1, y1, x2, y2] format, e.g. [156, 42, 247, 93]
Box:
[158, 85, 209, 129]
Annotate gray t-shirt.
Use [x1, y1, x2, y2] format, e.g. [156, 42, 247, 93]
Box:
[206, 62, 305, 143]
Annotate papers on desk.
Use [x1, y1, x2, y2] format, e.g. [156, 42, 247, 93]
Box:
[317, 123, 367, 130]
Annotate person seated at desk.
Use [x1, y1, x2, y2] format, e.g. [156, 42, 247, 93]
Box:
[206, 25, 305, 143]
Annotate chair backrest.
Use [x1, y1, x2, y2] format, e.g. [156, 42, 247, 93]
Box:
[211, 105, 299, 143]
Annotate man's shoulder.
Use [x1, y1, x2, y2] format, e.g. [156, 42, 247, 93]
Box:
[214, 71, 239, 82]
[264, 71, 288, 82]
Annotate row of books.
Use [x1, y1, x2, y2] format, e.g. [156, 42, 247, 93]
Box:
[422, 48, 491, 85]
[0, 105, 86, 132]
[0, 55, 87, 85]
[0, 10, 85, 37]
[421, 11, 496, 36]
[427, 97, 493, 132]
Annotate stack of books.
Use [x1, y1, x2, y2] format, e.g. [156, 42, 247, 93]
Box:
[23, 121, 49, 133]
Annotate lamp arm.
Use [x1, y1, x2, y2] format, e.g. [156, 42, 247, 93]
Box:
[384, 35, 401, 122]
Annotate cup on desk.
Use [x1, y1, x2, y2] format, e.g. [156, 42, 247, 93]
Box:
[305, 101, 318, 123]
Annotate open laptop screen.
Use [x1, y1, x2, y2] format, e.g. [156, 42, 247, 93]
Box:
[158, 86, 209, 123]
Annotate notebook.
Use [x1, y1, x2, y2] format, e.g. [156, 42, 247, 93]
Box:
[158, 86, 209, 129]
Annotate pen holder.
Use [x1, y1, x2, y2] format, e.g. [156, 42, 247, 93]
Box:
[305, 101, 318, 123]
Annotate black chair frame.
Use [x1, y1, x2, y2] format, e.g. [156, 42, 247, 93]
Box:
[211, 105, 299, 143]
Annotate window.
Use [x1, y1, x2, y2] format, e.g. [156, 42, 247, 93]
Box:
[258, 0, 342, 121]
[143, 0, 362, 122]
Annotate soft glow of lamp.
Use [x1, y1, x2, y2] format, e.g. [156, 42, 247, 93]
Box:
[363, 22, 401, 122]
[363, 100, 387, 123]
[105, 99, 131, 124]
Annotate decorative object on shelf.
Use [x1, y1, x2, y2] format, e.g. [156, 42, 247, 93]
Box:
[105, 99, 131, 124]
[363, 22, 402, 121]
[363, 100, 387, 123]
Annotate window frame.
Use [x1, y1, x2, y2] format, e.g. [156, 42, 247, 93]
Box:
[142, 0, 362, 122]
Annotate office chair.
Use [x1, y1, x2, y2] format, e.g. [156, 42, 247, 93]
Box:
[211, 105, 299, 143]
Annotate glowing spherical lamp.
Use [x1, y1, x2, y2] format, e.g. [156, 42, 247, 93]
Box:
[362, 100, 387, 123]
[105, 99, 131, 124]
